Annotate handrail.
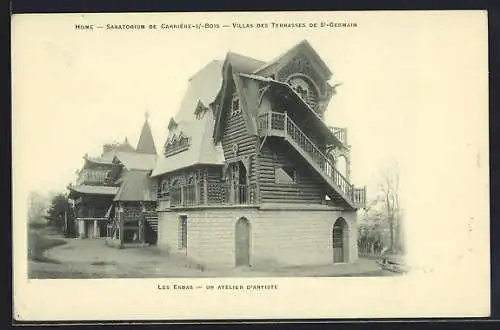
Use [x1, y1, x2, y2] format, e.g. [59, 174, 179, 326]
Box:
[329, 126, 348, 145]
[284, 113, 354, 198]
[77, 169, 111, 185]
[259, 111, 362, 204]
[169, 183, 257, 207]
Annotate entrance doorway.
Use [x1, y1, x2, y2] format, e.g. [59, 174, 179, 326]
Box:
[235, 217, 250, 266]
[228, 161, 248, 203]
[333, 217, 349, 263]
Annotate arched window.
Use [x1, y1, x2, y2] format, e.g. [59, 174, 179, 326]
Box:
[289, 77, 310, 102]
[336, 155, 348, 178]
[286, 75, 319, 110]
[161, 180, 169, 197]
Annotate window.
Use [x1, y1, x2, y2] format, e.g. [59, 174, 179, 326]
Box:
[160, 180, 169, 198]
[294, 85, 308, 101]
[231, 94, 241, 116]
[275, 166, 298, 184]
[287, 76, 316, 106]
[178, 215, 188, 250]
[171, 179, 181, 205]
[195, 101, 207, 120]
[164, 133, 191, 157]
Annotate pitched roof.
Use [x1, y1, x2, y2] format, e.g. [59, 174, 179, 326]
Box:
[136, 117, 157, 154]
[151, 59, 228, 177]
[226, 52, 266, 74]
[113, 170, 157, 202]
[114, 151, 157, 171]
[239, 73, 342, 147]
[68, 184, 119, 195]
[151, 110, 225, 176]
[84, 155, 113, 165]
[85, 140, 136, 165]
[253, 39, 332, 78]
[174, 60, 224, 123]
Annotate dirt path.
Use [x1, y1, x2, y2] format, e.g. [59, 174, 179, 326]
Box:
[31, 237, 390, 279]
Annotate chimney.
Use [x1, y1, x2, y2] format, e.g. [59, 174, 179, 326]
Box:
[102, 144, 113, 154]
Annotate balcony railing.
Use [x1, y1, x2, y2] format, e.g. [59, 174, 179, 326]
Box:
[168, 183, 257, 207]
[329, 127, 348, 145]
[76, 169, 112, 185]
[258, 111, 366, 209]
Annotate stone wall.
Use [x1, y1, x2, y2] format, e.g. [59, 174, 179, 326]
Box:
[157, 205, 358, 268]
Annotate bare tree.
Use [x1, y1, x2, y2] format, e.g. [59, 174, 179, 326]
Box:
[28, 191, 50, 224]
[378, 163, 401, 252]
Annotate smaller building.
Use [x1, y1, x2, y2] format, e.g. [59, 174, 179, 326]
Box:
[68, 114, 159, 246]
[106, 154, 158, 247]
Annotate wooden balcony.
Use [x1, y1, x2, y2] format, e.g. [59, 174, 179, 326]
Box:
[165, 183, 258, 208]
[328, 126, 348, 146]
[76, 169, 113, 185]
[258, 111, 366, 209]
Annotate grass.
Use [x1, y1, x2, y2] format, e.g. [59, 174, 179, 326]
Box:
[28, 227, 67, 263]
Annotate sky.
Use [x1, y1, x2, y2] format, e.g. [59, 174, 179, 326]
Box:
[12, 11, 488, 208]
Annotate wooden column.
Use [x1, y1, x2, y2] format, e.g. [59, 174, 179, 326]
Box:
[203, 171, 208, 204]
[139, 202, 145, 243]
[194, 172, 200, 204]
[284, 111, 287, 136]
[78, 219, 85, 239]
[118, 203, 124, 247]
[93, 220, 98, 238]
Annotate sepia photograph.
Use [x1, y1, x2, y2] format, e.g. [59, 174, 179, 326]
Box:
[12, 10, 489, 320]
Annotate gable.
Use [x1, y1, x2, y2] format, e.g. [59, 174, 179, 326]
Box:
[136, 120, 157, 154]
[213, 53, 265, 142]
[250, 41, 338, 119]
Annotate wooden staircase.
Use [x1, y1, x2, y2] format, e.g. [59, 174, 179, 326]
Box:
[144, 212, 158, 233]
[258, 111, 366, 209]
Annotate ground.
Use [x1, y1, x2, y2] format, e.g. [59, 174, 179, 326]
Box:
[28, 227, 398, 279]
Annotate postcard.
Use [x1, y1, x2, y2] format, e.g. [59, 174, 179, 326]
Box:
[12, 10, 490, 321]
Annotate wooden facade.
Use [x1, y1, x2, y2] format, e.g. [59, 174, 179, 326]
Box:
[152, 40, 366, 267]
[69, 116, 159, 246]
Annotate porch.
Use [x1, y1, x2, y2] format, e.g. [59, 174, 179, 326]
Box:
[162, 182, 258, 208]
[76, 217, 109, 239]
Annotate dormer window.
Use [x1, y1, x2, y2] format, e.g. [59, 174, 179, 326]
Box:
[164, 132, 191, 157]
[231, 94, 241, 117]
[194, 101, 208, 120]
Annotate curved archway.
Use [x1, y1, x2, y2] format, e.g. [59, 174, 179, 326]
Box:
[335, 155, 348, 179]
[326, 152, 335, 177]
[333, 217, 349, 263]
[235, 217, 251, 267]
[286, 73, 320, 109]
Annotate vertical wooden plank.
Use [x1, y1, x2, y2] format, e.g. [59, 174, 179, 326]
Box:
[203, 171, 208, 205]
[119, 202, 124, 247]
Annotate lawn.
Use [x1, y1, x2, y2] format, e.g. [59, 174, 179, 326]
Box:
[28, 226, 67, 263]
